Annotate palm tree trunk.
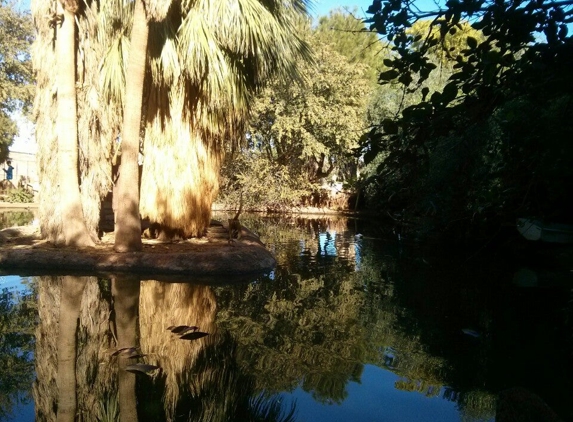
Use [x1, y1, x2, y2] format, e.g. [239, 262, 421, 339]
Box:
[112, 275, 140, 422]
[56, 276, 87, 422]
[114, 0, 148, 252]
[57, 3, 94, 247]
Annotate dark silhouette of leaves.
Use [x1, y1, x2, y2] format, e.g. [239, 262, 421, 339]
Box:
[168, 325, 199, 334]
[179, 331, 209, 341]
[125, 363, 160, 374]
[111, 347, 137, 357]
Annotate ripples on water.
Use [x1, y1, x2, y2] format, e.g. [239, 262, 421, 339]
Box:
[1, 213, 572, 421]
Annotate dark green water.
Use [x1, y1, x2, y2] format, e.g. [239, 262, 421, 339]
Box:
[1, 214, 572, 421]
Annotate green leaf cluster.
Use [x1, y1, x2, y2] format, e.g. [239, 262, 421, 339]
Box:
[220, 12, 377, 208]
[0, 1, 33, 162]
[315, 8, 386, 82]
[4, 187, 34, 204]
[361, 0, 573, 234]
[219, 150, 312, 211]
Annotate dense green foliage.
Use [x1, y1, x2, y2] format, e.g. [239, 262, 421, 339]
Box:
[219, 13, 381, 210]
[0, 1, 33, 162]
[315, 8, 384, 81]
[360, 0, 573, 235]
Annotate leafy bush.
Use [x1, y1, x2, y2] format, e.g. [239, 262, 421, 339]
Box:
[4, 187, 34, 204]
[218, 152, 312, 211]
[360, 0, 573, 235]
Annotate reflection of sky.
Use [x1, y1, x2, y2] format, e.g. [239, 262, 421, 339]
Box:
[301, 231, 363, 270]
[354, 240, 362, 271]
[2, 396, 35, 422]
[0, 275, 30, 293]
[319, 231, 337, 256]
[282, 364, 469, 422]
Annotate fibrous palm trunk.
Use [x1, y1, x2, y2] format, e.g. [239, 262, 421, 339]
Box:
[112, 275, 140, 422]
[57, 2, 94, 247]
[56, 276, 87, 422]
[137, 0, 311, 238]
[114, 0, 148, 252]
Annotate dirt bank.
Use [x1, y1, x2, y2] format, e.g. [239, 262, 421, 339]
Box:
[0, 224, 276, 283]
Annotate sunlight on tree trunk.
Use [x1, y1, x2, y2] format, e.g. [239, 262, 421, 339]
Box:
[114, 0, 147, 252]
[32, 0, 114, 244]
[56, 3, 94, 248]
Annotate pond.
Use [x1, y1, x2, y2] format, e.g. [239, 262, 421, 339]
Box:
[1, 214, 572, 421]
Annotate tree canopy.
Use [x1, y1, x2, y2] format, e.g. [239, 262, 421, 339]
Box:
[360, 0, 573, 233]
[220, 11, 379, 211]
[31, 0, 313, 246]
[137, 0, 312, 239]
[0, 1, 33, 162]
[315, 8, 385, 81]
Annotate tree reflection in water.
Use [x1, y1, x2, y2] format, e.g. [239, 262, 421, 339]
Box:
[56, 276, 87, 422]
[0, 277, 36, 419]
[18, 215, 573, 421]
[32, 276, 297, 421]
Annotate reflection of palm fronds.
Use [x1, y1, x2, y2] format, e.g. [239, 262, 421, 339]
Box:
[76, 278, 116, 418]
[138, 281, 218, 418]
[139, 281, 299, 421]
[32, 276, 117, 421]
[181, 332, 246, 421]
[32, 276, 60, 421]
[173, 331, 298, 422]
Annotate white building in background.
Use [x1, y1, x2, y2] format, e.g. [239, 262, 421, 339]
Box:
[3, 112, 38, 189]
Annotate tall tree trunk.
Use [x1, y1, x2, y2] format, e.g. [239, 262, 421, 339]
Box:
[56, 276, 87, 422]
[57, 2, 94, 247]
[114, 0, 148, 252]
[112, 275, 140, 422]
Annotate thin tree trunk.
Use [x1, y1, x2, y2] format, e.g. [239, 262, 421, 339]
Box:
[114, 0, 148, 252]
[57, 3, 94, 248]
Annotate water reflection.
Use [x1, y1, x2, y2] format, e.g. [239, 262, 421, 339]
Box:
[32, 275, 296, 421]
[0, 276, 36, 420]
[56, 276, 87, 422]
[0, 210, 35, 230]
[3, 215, 573, 420]
[113, 275, 139, 422]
